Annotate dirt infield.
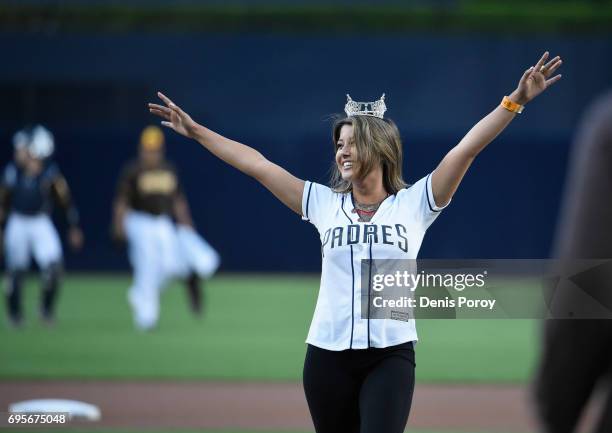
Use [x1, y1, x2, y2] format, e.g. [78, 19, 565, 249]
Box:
[0, 381, 543, 432]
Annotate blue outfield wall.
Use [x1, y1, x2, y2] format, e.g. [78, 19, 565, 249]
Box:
[0, 32, 611, 271]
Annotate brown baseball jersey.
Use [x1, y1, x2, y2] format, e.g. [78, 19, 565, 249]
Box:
[116, 160, 183, 216]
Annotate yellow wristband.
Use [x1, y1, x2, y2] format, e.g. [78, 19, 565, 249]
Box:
[501, 96, 524, 114]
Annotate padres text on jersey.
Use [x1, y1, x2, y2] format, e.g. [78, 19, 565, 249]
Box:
[302, 173, 448, 350]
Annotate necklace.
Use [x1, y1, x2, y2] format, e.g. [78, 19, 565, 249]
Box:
[354, 201, 381, 212]
[352, 193, 389, 222]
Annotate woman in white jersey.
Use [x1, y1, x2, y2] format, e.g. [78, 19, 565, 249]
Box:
[149, 51, 562, 433]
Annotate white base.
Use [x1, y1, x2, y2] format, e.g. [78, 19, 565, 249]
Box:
[9, 399, 101, 421]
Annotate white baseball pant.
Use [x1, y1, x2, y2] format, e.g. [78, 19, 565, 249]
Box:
[4, 212, 63, 271]
[124, 211, 219, 330]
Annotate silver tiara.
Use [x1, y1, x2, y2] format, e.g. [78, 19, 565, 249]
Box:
[344, 93, 387, 118]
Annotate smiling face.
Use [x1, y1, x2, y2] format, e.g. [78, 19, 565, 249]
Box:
[335, 124, 357, 181]
[330, 115, 407, 194]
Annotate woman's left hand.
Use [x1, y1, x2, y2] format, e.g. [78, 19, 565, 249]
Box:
[510, 51, 563, 105]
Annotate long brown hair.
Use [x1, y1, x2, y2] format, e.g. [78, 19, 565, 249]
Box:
[330, 115, 407, 194]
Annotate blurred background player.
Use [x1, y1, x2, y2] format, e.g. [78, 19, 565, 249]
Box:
[533, 90, 612, 433]
[1, 125, 84, 327]
[112, 125, 219, 331]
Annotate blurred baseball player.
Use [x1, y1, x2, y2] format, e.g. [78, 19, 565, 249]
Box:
[534, 90, 612, 433]
[1, 125, 84, 327]
[112, 126, 219, 331]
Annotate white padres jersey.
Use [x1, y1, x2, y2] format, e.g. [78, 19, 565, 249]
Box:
[302, 173, 448, 350]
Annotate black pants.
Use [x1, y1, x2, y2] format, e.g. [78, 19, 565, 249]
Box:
[303, 342, 415, 433]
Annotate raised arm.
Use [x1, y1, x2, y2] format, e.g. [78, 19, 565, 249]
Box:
[431, 51, 563, 207]
[149, 93, 304, 215]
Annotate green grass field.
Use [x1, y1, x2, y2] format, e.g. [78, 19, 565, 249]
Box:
[0, 274, 540, 383]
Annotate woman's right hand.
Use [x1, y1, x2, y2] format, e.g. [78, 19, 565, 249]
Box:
[148, 92, 198, 139]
